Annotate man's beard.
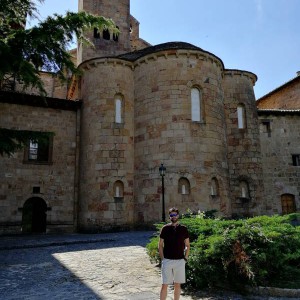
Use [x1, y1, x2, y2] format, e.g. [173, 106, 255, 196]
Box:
[170, 218, 177, 223]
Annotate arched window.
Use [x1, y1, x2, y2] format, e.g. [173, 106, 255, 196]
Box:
[103, 28, 110, 40]
[240, 180, 249, 198]
[178, 177, 190, 195]
[115, 96, 122, 123]
[211, 177, 219, 196]
[93, 28, 100, 39]
[237, 104, 246, 129]
[191, 88, 201, 122]
[113, 181, 124, 198]
[281, 194, 296, 215]
[113, 26, 119, 42]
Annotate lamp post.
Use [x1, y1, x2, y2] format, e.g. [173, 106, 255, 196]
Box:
[159, 163, 166, 222]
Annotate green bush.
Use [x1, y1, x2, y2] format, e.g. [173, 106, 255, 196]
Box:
[146, 212, 300, 291]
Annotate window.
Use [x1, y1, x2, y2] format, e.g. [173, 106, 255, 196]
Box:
[178, 177, 190, 195]
[114, 181, 124, 198]
[292, 154, 300, 166]
[211, 177, 219, 196]
[113, 26, 119, 42]
[281, 194, 296, 214]
[237, 105, 246, 129]
[32, 187, 40, 194]
[115, 96, 123, 124]
[260, 120, 271, 137]
[240, 180, 249, 199]
[94, 28, 100, 38]
[191, 88, 201, 122]
[29, 141, 38, 160]
[24, 135, 53, 164]
[103, 29, 110, 40]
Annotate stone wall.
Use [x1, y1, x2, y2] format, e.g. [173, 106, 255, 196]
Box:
[129, 15, 151, 51]
[78, 58, 135, 232]
[223, 70, 265, 217]
[133, 49, 231, 223]
[15, 72, 53, 97]
[14, 72, 68, 100]
[258, 112, 300, 214]
[78, 0, 131, 63]
[0, 102, 79, 234]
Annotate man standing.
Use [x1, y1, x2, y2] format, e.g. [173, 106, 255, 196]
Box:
[158, 207, 190, 300]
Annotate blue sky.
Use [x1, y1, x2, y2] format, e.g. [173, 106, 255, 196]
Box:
[32, 0, 300, 99]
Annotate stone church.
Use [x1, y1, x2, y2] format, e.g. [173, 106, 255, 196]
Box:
[0, 0, 299, 234]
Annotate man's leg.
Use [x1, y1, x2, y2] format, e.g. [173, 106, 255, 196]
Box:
[160, 284, 168, 300]
[173, 259, 185, 300]
[160, 259, 172, 299]
[174, 282, 181, 300]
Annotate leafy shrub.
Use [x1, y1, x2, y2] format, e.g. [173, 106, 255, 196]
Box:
[146, 223, 164, 264]
[146, 212, 300, 291]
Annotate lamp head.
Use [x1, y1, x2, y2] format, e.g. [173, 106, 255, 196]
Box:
[159, 163, 166, 176]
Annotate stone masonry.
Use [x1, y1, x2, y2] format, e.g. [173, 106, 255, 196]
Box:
[256, 73, 300, 215]
[0, 0, 299, 234]
[0, 94, 81, 234]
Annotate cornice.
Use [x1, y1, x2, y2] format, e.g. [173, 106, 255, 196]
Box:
[133, 49, 224, 72]
[79, 57, 134, 71]
[258, 109, 300, 116]
[224, 69, 257, 85]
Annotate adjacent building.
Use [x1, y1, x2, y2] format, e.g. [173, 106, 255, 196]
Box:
[257, 73, 300, 215]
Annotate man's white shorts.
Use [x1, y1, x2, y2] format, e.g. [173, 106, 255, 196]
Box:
[161, 258, 186, 284]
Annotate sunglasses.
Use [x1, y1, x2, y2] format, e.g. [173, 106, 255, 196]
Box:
[169, 213, 178, 217]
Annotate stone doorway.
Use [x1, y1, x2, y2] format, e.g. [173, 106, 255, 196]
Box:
[281, 194, 296, 215]
[22, 197, 47, 233]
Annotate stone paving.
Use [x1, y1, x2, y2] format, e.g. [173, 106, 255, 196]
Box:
[0, 231, 298, 300]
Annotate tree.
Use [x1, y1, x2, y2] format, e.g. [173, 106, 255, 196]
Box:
[0, 0, 118, 156]
[0, 0, 117, 94]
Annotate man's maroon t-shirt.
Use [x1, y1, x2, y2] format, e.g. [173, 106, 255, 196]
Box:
[160, 223, 189, 260]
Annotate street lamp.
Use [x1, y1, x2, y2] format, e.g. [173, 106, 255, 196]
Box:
[159, 163, 166, 222]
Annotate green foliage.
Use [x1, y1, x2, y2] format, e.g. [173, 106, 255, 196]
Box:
[146, 235, 160, 264]
[146, 212, 300, 291]
[0, 0, 118, 95]
[182, 209, 218, 219]
[0, 0, 117, 155]
[146, 222, 164, 264]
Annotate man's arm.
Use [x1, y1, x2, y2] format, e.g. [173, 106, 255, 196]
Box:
[184, 238, 190, 260]
[158, 238, 164, 260]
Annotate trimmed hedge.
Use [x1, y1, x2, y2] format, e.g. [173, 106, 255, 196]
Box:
[146, 213, 300, 291]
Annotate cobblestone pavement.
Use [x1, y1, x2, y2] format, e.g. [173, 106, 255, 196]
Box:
[0, 231, 297, 300]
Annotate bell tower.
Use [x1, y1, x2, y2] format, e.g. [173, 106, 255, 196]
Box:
[78, 0, 131, 64]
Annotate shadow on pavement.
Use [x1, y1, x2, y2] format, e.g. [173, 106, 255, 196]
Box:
[0, 231, 155, 300]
